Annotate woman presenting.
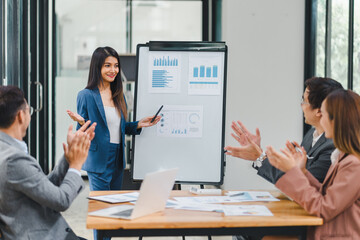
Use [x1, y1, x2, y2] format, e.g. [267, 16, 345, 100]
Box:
[67, 46, 160, 191]
[266, 89, 360, 239]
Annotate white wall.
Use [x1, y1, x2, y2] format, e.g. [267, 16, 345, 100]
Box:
[55, 77, 87, 163]
[222, 0, 305, 190]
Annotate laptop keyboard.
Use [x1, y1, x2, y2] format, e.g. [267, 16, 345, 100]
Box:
[112, 208, 133, 217]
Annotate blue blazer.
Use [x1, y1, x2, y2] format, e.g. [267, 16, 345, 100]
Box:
[76, 88, 141, 173]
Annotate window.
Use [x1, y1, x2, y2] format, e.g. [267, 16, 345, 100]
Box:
[1, 0, 25, 88]
[312, 0, 360, 93]
[131, 1, 202, 52]
[54, 0, 208, 162]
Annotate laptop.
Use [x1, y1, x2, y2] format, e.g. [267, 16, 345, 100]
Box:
[89, 168, 178, 220]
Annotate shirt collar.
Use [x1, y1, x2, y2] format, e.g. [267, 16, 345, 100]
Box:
[331, 148, 341, 164]
[12, 137, 29, 154]
[312, 129, 323, 147]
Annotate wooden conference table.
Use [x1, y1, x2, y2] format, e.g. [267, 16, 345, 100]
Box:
[87, 190, 322, 240]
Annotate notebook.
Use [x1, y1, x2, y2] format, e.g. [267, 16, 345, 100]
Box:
[88, 168, 178, 220]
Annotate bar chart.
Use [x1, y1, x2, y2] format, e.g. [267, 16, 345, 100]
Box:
[153, 56, 179, 67]
[188, 55, 222, 95]
[149, 53, 181, 93]
[193, 65, 218, 78]
[152, 70, 173, 88]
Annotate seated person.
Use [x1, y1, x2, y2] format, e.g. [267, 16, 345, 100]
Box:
[0, 86, 96, 240]
[267, 89, 360, 239]
[225, 77, 343, 183]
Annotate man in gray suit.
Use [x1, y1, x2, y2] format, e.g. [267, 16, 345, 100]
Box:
[0, 86, 96, 240]
[225, 77, 343, 184]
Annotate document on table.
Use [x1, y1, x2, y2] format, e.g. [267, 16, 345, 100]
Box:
[174, 196, 239, 204]
[168, 202, 273, 216]
[88, 192, 139, 204]
[174, 191, 279, 204]
[174, 203, 224, 212]
[226, 191, 280, 202]
[222, 205, 273, 216]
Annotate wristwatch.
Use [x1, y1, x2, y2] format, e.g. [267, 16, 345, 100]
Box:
[252, 150, 267, 169]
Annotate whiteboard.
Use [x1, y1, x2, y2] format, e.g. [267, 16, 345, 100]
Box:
[132, 42, 227, 184]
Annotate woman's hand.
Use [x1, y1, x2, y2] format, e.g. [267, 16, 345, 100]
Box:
[266, 145, 297, 172]
[137, 116, 161, 129]
[66, 109, 85, 125]
[285, 140, 308, 172]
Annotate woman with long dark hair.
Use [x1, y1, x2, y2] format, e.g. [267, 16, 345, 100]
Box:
[266, 89, 360, 239]
[67, 46, 160, 191]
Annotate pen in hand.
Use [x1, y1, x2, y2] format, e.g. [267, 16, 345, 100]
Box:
[150, 105, 163, 123]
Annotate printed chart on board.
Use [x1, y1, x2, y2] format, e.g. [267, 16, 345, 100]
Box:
[188, 53, 223, 95]
[148, 53, 181, 93]
[156, 105, 203, 138]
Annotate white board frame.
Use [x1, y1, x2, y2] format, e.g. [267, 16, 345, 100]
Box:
[131, 41, 227, 184]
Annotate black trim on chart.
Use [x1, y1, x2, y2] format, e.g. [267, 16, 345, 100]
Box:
[149, 41, 226, 51]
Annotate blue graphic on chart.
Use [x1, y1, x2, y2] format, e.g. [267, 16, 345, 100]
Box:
[188, 53, 223, 95]
[188, 54, 222, 95]
[149, 52, 181, 93]
[157, 105, 203, 138]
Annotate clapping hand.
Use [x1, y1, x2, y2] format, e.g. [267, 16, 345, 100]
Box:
[66, 120, 96, 146]
[231, 120, 261, 147]
[63, 131, 90, 170]
[266, 141, 307, 173]
[285, 141, 307, 171]
[224, 121, 262, 161]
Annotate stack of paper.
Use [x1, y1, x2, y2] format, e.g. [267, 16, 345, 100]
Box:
[88, 192, 139, 204]
[89, 191, 277, 216]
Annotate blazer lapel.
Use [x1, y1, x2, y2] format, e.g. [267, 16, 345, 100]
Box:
[91, 88, 108, 127]
[320, 161, 338, 193]
[301, 128, 314, 152]
[307, 133, 326, 156]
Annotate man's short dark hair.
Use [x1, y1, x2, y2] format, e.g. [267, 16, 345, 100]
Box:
[0, 86, 26, 128]
[305, 77, 344, 109]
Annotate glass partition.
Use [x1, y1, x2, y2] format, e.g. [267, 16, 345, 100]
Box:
[353, 0, 360, 94]
[329, 0, 349, 88]
[54, 0, 203, 164]
[131, 0, 202, 52]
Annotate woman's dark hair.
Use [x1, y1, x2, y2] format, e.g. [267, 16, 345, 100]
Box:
[86, 46, 127, 119]
[0, 86, 26, 128]
[325, 89, 360, 158]
[305, 77, 343, 109]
